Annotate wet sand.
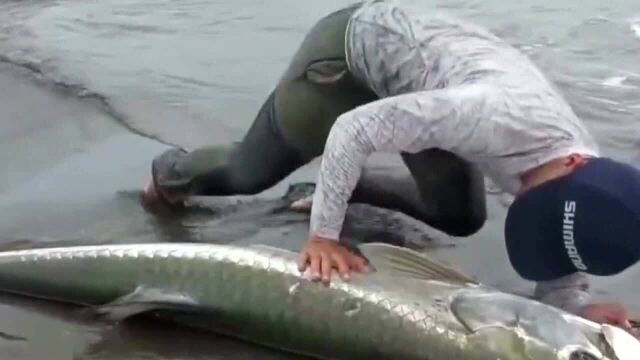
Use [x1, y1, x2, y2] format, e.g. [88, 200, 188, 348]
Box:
[0, 61, 309, 360]
[0, 61, 453, 359]
[0, 56, 638, 360]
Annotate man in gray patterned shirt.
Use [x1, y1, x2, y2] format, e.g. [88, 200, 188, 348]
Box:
[143, 1, 639, 331]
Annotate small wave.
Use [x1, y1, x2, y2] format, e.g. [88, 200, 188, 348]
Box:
[72, 18, 177, 36]
[585, 94, 622, 106]
[0, 54, 181, 149]
[632, 17, 640, 39]
[601, 70, 640, 89]
[0, 331, 27, 342]
[602, 76, 629, 88]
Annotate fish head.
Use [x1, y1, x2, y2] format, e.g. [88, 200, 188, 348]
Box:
[451, 290, 637, 360]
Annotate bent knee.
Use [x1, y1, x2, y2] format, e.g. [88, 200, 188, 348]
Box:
[231, 176, 273, 195]
[432, 212, 487, 237]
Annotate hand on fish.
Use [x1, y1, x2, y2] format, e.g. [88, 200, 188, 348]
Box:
[579, 303, 637, 335]
[298, 236, 369, 283]
[292, 196, 369, 282]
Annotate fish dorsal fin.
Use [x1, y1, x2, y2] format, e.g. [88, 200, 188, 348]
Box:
[358, 243, 477, 285]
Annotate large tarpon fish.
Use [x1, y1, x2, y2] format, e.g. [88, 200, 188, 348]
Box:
[0, 242, 635, 360]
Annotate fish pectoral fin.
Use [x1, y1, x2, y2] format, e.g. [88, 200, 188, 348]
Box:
[450, 292, 521, 333]
[93, 287, 200, 322]
[94, 303, 171, 322]
[358, 243, 477, 285]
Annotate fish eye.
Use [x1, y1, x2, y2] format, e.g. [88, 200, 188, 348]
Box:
[569, 350, 599, 360]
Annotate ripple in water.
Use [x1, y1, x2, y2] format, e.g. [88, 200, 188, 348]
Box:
[632, 17, 640, 39]
[602, 76, 630, 88]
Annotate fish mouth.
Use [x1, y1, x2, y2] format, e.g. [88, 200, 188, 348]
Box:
[555, 343, 606, 360]
[449, 289, 634, 360]
[563, 313, 640, 360]
[567, 350, 600, 360]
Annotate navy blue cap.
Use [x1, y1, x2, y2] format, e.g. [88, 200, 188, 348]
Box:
[505, 157, 640, 281]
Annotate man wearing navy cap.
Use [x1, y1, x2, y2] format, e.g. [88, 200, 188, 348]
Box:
[292, 2, 640, 331]
[143, 1, 639, 331]
[504, 156, 640, 330]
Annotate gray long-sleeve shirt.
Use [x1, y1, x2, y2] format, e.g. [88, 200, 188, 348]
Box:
[308, 0, 599, 314]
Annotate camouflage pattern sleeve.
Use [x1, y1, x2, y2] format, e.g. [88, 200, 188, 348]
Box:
[309, 85, 492, 240]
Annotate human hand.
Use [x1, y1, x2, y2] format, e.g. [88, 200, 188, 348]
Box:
[290, 195, 313, 213]
[298, 235, 368, 283]
[141, 179, 184, 213]
[579, 303, 633, 333]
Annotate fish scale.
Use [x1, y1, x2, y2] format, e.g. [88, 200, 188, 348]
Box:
[0, 243, 628, 360]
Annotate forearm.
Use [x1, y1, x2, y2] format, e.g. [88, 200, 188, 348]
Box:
[308, 86, 492, 240]
[310, 115, 377, 239]
[534, 272, 592, 315]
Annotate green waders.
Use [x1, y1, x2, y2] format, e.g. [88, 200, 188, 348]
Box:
[151, 4, 487, 236]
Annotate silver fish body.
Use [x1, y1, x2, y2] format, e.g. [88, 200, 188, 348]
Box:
[0, 243, 628, 360]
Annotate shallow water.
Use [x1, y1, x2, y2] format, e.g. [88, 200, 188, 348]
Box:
[0, 0, 639, 358]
